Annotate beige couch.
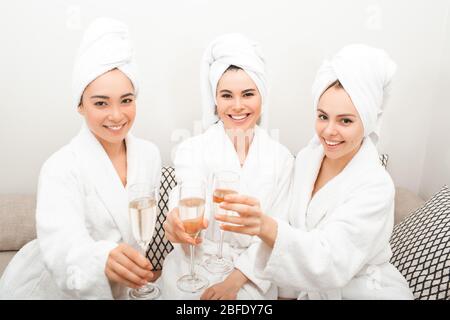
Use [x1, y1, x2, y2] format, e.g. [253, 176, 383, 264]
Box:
[0, 187, 425, 278]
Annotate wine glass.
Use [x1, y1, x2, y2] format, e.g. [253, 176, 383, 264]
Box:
[204, 171, 239, 274]
[176, 180, 209, 293]
[128, 183, 161, 300]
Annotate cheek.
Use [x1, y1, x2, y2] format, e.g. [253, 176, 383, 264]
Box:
[126, 105, 137, 122]
[346, 127, 364, 147]
[251, 99, 262, 117]
[84, 109, 104, 126]
[215, 101, 229, 121]
[315, 121, 324, 134]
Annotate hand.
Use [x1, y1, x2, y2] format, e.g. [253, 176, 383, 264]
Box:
[200, 269, 247, 300]
[163, 207, 208, 245]
[216, 194, 264, 236]
[216, 194, 278, 247]
[105, 243, 154, 289]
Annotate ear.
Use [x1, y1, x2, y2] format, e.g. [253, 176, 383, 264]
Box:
[77, 103, 85, 115]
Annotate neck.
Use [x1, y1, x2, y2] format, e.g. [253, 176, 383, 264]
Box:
[225, 127, 255, 165]
[98, 138, 127, 160]
[323, 141, 362, 173]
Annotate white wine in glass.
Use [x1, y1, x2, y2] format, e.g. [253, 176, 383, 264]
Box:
[176, 180, 209, 293]
[128, 183, 161, 300]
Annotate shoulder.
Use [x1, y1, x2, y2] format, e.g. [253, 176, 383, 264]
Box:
[175, 127, 215, 155]
[294, 141, 320, 164]
[132, 136, 161, 159]
[344, 166, 395, 210]
[40, 144, 78, 178]
[257, 127, 294, 160]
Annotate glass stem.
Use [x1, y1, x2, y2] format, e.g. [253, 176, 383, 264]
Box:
[189, 244, 195, 278]
[140, 243, 154, 292]
[218, 230, 224, 259]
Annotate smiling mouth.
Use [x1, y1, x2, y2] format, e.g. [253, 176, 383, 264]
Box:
[324, 139, 344, 147]
[228, 113, 251, 122]
[103, 123, 126, 131]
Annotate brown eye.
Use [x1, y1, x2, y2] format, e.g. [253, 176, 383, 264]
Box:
[341, 118, 353, 124]
[94, 101, 107, 107]
[318, 114, 327, 121]
[122, 98, 133, 104]
[221, 94, 232, 99]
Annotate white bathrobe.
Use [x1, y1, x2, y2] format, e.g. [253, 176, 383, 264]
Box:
[160, 122, 294, 299]
[254, 138, 414, 300]
[0, 125, 161, 299]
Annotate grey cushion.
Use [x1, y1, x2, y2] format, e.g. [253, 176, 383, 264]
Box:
[390, 185, 450, 300]
[0, 251, 16, 277]
[0, 195, 36, 251]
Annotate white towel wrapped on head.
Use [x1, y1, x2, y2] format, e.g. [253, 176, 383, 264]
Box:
[201, 33, 268, 129]
[72, 17, 139, 109]
[311, 44, 397, 144]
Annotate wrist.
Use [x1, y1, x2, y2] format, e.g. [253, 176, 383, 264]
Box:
[259, 215, 278, 248]
[226, 269, 248, 290]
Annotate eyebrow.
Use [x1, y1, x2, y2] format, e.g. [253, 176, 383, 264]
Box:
[218, 89, 256, 94]
[317, 108, 357, 117]
[90, 93, 134, 100]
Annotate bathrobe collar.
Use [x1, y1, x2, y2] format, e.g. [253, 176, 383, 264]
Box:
[71, 124, 136, 245]
[213, 120, 261, 173]
[300, 137, 379, 229]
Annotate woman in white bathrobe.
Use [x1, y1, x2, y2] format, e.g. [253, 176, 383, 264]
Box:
[161, 34, 294, 300]
[216, 45, 414, 299]
[0, 18, 161, 299]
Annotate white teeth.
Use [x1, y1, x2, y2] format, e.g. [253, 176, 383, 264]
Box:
[230, 114, 248, 120]
[106, 124, 124, 131]
[325, 140, 342, 146]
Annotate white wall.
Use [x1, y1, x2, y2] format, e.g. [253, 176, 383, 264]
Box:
[0, 0, 449, 195]
[419, 5, 450, 199]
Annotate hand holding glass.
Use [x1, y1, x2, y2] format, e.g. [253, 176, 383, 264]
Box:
[176, 180, 209, 293]
[204, 171, 239, 274]
[128, 183, 161, 300]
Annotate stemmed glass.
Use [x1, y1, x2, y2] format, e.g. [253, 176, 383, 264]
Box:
[176, 180, 209, 293]
[204, 171, 240, 274]
[128, 183, 161, 300]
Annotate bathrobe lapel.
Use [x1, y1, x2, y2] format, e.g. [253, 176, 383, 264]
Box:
[71, 125, 135, 245]
[303, 138, 378, 230]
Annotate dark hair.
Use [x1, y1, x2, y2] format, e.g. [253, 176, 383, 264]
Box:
[224, 65, 243, 73]
[325, 79, 344, 91]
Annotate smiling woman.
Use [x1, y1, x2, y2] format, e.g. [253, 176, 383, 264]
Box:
[160, 33, 294, 300]
[215, 44, 414, 300]
[0, 18, 162, 299]
[78, 69, 136, 161]
[216, 66, 262, 133]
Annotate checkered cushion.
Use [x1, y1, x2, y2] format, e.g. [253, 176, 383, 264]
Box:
[390, 185, 450, 300]
[146, 166, 176, 270]
[379, 154, 388, 168]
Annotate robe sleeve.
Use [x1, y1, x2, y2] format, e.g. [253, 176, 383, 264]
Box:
[234, 154, 294, 294]
[254, 176, 395, 292]
[36, 159, 118, 299]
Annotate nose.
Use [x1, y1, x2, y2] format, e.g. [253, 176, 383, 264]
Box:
[108, 104, 123, 122]
[231, 97, 245, 112]
[323, 121, 338, 136]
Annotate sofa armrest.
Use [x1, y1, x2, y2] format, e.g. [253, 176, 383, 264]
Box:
[0, 194, 36, 251]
